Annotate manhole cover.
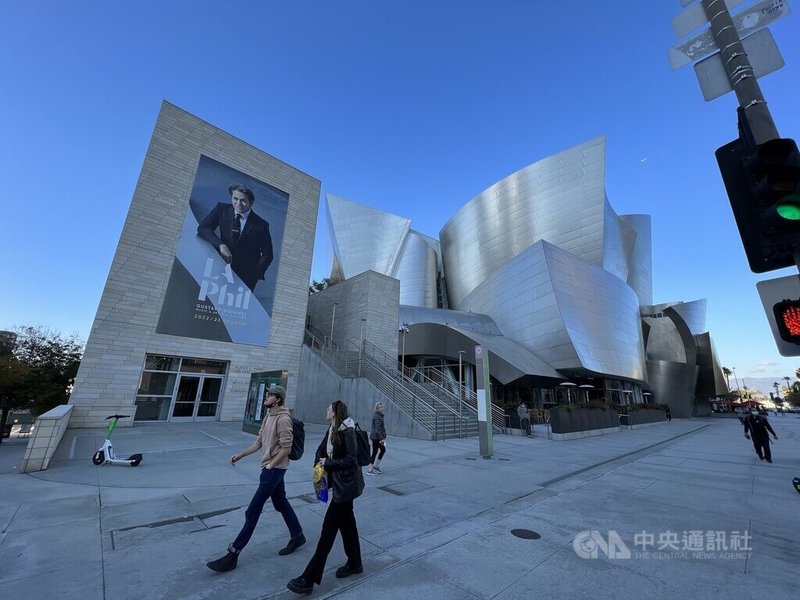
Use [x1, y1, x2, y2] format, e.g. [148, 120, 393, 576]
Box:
[498, 458, 510, 461]
[464, 457, 477, 461]
[511, 529, 541, 540]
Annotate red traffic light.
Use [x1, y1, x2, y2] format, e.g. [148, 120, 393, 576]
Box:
[773, 298, 800, 344]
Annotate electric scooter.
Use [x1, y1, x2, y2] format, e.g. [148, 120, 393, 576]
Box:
[92, 414, 143, 467]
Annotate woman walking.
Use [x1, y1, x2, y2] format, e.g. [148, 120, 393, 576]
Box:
[367, 402, 387, 474]
[287, 400, 364, 595]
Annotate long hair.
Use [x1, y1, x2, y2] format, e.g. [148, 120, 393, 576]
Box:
[330, 400, 350, 446]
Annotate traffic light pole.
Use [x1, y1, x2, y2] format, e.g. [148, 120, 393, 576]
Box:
[702, 0, 779, 144]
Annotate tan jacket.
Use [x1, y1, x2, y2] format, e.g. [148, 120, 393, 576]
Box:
[256, 405, 293, 470]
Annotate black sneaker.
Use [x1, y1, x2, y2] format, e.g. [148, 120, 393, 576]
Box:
[335, 564, 363, 578]
[279, 534, 306, 556]
[207, 551, 238, 572]
[287, 576, 313, 595]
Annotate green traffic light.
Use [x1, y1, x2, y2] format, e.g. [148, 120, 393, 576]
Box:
[777, 201, 800, 221]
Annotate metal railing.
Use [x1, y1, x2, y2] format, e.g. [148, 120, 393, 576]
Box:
[360, 340, 472, 439]
[409, 364, 508, 433]
[303, 328, 472, 440]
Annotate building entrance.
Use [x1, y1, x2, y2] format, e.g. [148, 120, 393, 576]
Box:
[135, 355, 228, 422]
[171, 375, 223, 421]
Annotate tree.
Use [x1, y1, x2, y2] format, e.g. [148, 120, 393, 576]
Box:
[721, 366, 732, 388]
[0, 326, 83, 445]
[308, 276, 341, 295]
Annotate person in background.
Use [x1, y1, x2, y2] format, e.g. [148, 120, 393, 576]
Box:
[287, 400, 364, 595]
[517, 402, 532, 437]
[665, 406, 672, 422]
[367, 402, 387, 475]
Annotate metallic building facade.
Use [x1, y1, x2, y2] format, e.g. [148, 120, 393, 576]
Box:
[323, 137, 727, 415]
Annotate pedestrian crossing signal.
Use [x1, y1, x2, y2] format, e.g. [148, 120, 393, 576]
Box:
[773, 298, 800, 344]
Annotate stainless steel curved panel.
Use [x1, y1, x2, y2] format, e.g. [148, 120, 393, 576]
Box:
[646, 360, 699, 419]
[602, 199, 635, 283]
[440, 137, 608, 309]
[399, 306, 503, 335]
[620, 214, 653, 305]
[668, 299, 708, 335]
[394, 231, 438, 308]
[327, 194, 410, 278]
[460, 240, 647, 381]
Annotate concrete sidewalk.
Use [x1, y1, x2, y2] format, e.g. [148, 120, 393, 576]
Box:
[1, 415, 799, 599]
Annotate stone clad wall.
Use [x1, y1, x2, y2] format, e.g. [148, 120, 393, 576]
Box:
[68, 102, 320, 427]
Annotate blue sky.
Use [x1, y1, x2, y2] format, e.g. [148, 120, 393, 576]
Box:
[1, 1, 799, 379]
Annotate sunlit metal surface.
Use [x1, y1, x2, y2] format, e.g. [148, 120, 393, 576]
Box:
[620, 214, 653, 305]
[440, 137, 608, 309]
[460, 241, 646, 380]
[395, 231, 438, 308]
[323, 136, 726, 412]
[327, 194, 439, 307]
[327, 193, 410, 279]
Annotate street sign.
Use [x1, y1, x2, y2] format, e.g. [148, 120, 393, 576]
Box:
[668, 0, 791, 70]
[695, 27, 785, 101]
[673, 0, 746, 38]
[757, 275, 800, 356]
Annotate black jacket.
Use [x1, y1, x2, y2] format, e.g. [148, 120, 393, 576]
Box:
[744, 415, 776, 440]
[315, 427, 364, 503]
[370, 412, 386, 440]
[197, 203, 273, 291]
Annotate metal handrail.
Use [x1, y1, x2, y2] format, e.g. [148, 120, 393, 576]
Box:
[360, 340, 463, 419]
[305, 328, 451, 438]
[409, 364, 507, 433]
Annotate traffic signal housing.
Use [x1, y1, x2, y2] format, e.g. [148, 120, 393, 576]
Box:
[773, 298, 800, 344]
[716, 136, 800, 273]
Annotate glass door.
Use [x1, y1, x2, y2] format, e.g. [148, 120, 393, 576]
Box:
[171, 375, 223, 422]
[196, 377, 222, 421]
[172, 376, 200, 421]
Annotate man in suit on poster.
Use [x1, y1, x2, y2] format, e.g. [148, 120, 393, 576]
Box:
[197, 183, 273, 291]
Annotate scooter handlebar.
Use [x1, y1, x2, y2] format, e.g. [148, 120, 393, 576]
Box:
[105, 414, 131, 420]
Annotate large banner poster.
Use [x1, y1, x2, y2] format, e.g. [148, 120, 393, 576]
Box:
[157, 155, 289, 345]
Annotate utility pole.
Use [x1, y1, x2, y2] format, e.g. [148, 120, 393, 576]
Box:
[701, 0, 779, 144]
[458, 349, 466, 434]
[329, 302, 337, 348]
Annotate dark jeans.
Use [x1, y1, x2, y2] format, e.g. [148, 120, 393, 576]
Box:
[752, 437, 772, 462]
[520, 417, 531, 436]
[370, 439, 386, 463]
[302, 500, 361, 584]
[231, 467, 302, 552]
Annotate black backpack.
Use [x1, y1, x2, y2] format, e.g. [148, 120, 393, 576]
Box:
[285, 416, 305, 461]
[353, 423, 371, 467]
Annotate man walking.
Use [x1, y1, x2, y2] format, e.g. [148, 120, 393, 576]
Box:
[744, 408, 778, 463]
[207, 385, 305, 572]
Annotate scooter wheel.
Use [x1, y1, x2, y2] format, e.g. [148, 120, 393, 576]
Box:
[92, 451, 105, 465]
[129, 454, 143, 467]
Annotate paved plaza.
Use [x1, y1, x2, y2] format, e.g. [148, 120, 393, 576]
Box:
[1, 415, 799, 599]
